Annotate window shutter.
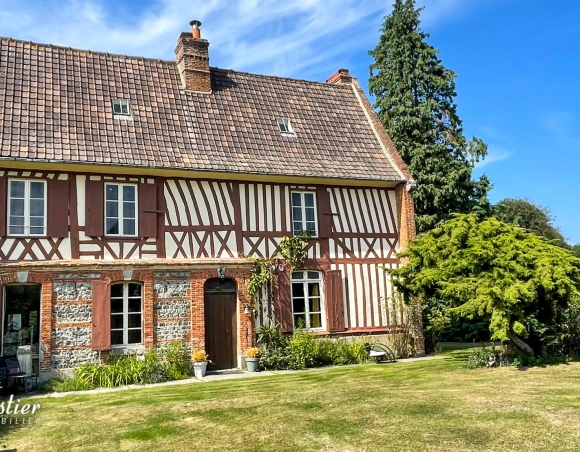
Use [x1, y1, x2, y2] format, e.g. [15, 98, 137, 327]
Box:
[0, 176, 6, 236]
[317, 187, 332, 239]
[325, 270, 346, 332]
[91, 280, 111, 351]
[85, 180, 104, 237]
[47, 179, 70, 238]
[274, 270, 293, 333]
[139, 183, 158, 237]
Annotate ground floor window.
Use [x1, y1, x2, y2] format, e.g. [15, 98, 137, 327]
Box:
[291, 271, 323, 329]
[111, 282, 142, 346]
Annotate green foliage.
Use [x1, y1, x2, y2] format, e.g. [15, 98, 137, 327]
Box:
[465, 343, 508, 369]
[389, 214, 580, 353]
[39, 376, 95, 392]
[61, 342, 192, 390]
[510, 352, 568, 368]
[161, 341, 191, 380]
[279, 235, 308, 270]
[246, 235, 308, 302]
[369, 0, 490, 232]
[493, 198, 568, 248]
[257, 324, 369, 370]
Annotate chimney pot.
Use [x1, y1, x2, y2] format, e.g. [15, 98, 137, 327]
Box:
[175, 21, 211, 93]
[190, 19, 202, 39]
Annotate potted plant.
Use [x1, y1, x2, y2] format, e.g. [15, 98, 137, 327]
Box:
[245, 347, 261, 372]
[192, 349, 209, 378]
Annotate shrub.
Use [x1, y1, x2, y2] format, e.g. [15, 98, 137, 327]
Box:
[192, 349, 208, 363]
[511, 352, 568, 368]
[246, 347, 261, 358]
[465, 343, 508, 369]
[257, 324, 371, 370]
[39, 376, 95, 393]
[161, 341, 191, 380]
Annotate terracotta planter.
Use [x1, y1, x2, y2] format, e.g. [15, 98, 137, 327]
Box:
[193, 361, 207, 378]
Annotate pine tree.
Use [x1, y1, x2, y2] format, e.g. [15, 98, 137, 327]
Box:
[369, 0, 491, 233]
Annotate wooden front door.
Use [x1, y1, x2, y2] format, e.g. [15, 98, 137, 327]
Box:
[204, 289, 237, 370]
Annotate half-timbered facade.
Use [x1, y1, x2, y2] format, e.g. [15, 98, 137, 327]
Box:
[0, 22, 421, 379]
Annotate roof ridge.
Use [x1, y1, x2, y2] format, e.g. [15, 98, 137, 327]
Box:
[0, 36, 349, 87]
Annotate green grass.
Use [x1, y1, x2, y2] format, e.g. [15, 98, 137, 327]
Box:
[2, 352, 580, 451]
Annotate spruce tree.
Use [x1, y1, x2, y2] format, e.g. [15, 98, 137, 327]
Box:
[369, 0, 491, 232]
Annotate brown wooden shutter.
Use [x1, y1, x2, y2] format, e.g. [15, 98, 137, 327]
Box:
[91, 280, 111, 351]
[47, 179, 70, 237]
[139, 183, 158, 237]
[85, 180, 104, 237]
[275, 270, 293, 333]
[325, 270, 346, 332]
[317, 187, 332, 239]
[0, 176, 7, 236]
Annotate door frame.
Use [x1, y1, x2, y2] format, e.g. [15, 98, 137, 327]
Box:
[1, 283, 42, 376]
[203, 278, 238, 370]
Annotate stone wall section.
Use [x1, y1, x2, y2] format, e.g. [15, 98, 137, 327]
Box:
[153, 273, 192, 348]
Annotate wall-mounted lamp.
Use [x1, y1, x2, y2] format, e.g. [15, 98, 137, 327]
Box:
[243, 304, 251, 315]
[218, 267, 226, 280]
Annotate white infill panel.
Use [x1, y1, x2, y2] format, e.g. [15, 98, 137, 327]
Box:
[77, 175, 86, 226]
[197, 181, 213, 226]
[274, 186, 282, 232]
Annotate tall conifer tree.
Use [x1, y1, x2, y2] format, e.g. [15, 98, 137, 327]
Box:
[369, 0, 491, 232]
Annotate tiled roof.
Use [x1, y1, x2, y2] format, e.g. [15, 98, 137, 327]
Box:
[0, 37, 406, 182]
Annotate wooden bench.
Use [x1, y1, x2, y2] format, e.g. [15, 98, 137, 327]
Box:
[364, 342, 396, 363]
[0, 357, 38, 394]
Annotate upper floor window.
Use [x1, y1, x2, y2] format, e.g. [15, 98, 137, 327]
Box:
[8, 179, 46, 236]
[291, 271, 323, 330]
[291, 191, 317, 237]
[112, 99, 131, 118]
[105, 183, 137, 236]
[277, 118, 296, 137]
[111, 282, 143, 346]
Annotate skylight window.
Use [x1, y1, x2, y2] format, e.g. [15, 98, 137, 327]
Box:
[112, 99, 131, 118]
[277, 118, 295, 136]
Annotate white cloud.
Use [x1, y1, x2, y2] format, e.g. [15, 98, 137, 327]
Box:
[474, 145, 513, 169]
[0, 0, 478, 79]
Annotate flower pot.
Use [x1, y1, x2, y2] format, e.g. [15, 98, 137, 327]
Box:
[246, 357, 260, 372]
[193, 361, 207, 378]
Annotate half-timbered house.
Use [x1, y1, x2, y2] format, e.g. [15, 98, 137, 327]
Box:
[0, 21, 422, 379]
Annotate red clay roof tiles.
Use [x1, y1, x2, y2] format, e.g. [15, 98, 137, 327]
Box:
[0, 37, 404, 182]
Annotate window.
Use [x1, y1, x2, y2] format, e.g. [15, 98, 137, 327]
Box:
[8, 179, 46, 236]
[291, 271, 323, 330]
[105, 183, 137, 236]
[112, 99, 131, 118]
[291, 191, 317, 236]
[276, 118, 295, 136]
[111, 282, 143, 346]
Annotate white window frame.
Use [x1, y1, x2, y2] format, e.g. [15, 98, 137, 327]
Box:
[276, 118, 295, 137]
[291, 190, 318, 237]
[112, 99, 131, 119]
[105, 183, 138, 237]
[7, 179, 47, 237]
[110, 282, 143, 347]
[291, 271, 325, 331]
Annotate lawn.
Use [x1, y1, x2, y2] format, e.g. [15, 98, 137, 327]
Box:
[1, 351, 579, 451]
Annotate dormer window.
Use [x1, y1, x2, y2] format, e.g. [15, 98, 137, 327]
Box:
[277, 118, 295, 137]
[112, 99, 131, 119]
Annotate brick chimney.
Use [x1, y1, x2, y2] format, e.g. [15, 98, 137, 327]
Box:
[326, 68, 352, 85]
[175, 20, 211, 93]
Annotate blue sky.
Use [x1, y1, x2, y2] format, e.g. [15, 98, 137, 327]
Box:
[1, 0, 579, 243]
